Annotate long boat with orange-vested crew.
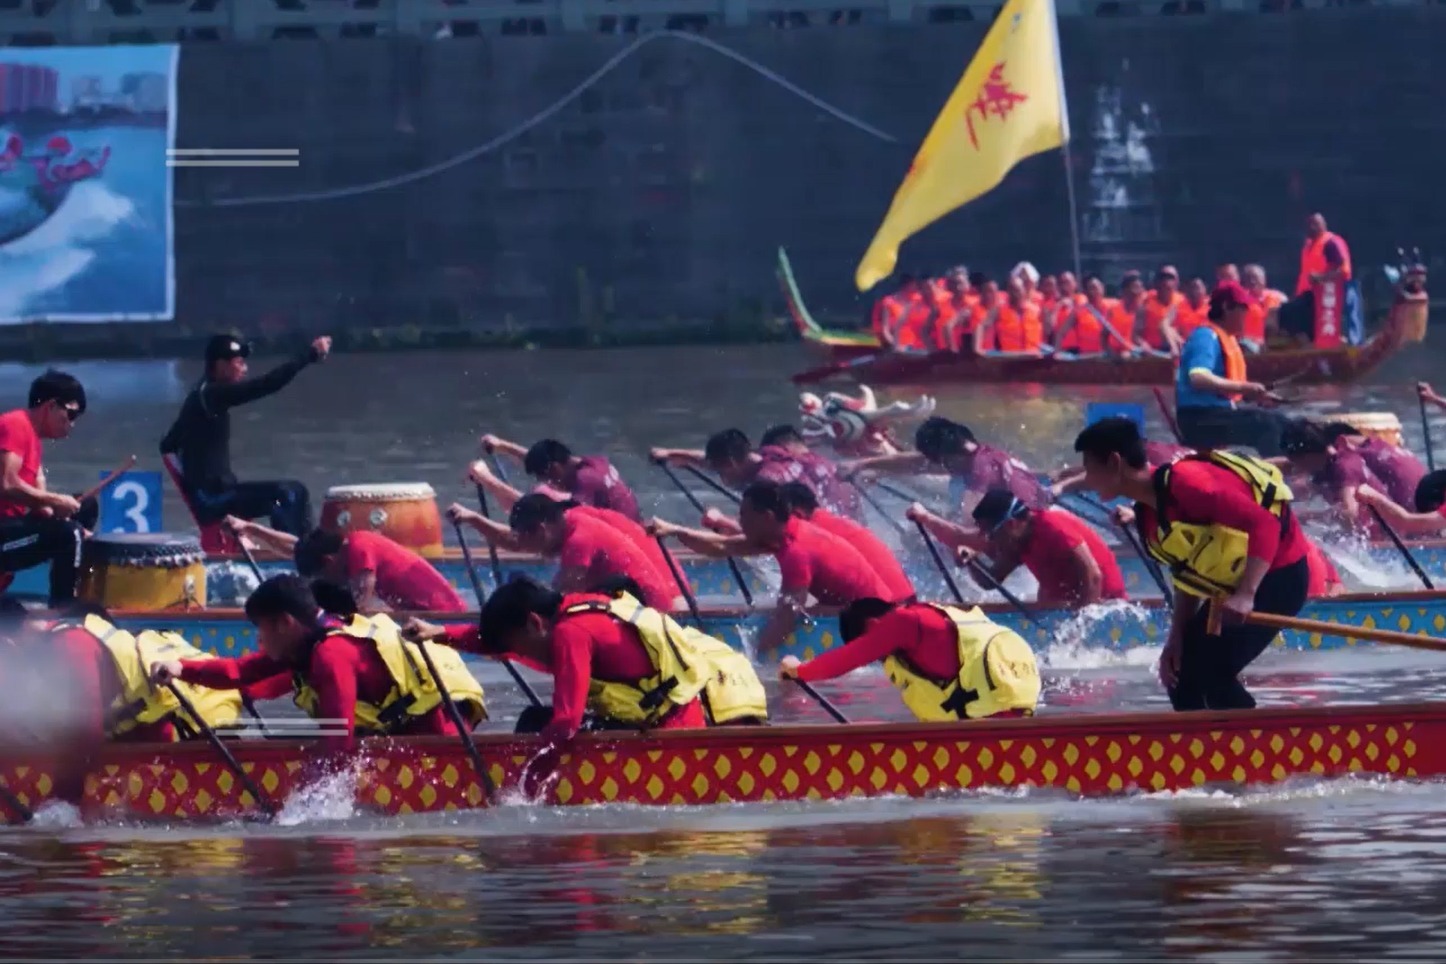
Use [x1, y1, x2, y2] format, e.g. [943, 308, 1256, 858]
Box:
[778, 248, 1430, 387]
[0, 701, 1437, 824]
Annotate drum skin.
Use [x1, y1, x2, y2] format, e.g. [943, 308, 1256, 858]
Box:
[319, 483, 444, 559]
[78, 533, 208, 610]
[1336, 412, 1403, 448]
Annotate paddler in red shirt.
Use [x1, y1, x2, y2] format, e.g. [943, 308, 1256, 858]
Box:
[0, 370, 91, 605]
[1073, 416, 1310, 711]
[694, 481, 915, 603]
[447, 493, 688, 597]
[0, 601, 248, 807]
[965, 489, 1127, 608]
[509, 493, 679, 611]
[225, 517, 465, 613]
[653, 480, 889, 653]
[475, 576, 767, 744]
[478, 434, 641, 522]
[778, 596, 1040, 722]
[151, 575, 486, 758]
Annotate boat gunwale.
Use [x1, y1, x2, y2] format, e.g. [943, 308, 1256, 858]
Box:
[18, 698, 1443, 769]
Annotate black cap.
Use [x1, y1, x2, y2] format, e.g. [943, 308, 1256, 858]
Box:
[204, 333, 250, 365]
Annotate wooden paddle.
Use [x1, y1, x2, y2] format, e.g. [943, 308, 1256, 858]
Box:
[1069, 492, 1174, 605]
[656, 535, 704, 628]
[453, 521, 543, 708]
[680, 465, 740, 505]
[1367, 504, 1434, 590]
[77, 455, 137, 505]
[165, 681, 277, 819]
[794, 679, 848, 723]
[912, 520, 967, 605]
[1228, 609, 1446, 655]
[410, 637, 498, 805]
[653, 459, 754, 607]
[470, 484, 506, 589]
[1152, 387, 1184, 444]
[1421, 390, 1437, 472]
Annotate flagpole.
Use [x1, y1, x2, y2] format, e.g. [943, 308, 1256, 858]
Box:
[1048, 0, 1082, 279]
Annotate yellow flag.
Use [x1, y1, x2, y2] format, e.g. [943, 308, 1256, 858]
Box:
[854, 0, 1069, 291]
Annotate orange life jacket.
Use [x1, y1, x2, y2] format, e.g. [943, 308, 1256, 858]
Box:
[1140, 291, 1182, 351]
[1175, 299, 1209, 339]
[993, 302, 1044, 354]
[1297, 232, 1352, 295]
[1105, 300, 1139, 353]
[1060, 299, 1108, 354]
[1204, 321, 1247, 402]
[1241, 288, 1286, 343]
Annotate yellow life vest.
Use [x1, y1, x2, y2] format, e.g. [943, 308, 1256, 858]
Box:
[1140, 450, 1294, 598]
[560, 593, 769, 727]
[292, 613, 487, 734]
[58, 614, 243, 740]
[882, 604, 1040, 722]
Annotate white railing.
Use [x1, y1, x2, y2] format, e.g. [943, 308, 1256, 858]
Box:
[0, 0, 1427, 44]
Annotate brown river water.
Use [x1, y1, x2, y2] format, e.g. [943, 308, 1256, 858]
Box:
[4, 342, 1446, 959]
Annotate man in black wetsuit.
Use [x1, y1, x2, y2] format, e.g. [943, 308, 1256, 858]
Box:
[160, 333, 331, 536]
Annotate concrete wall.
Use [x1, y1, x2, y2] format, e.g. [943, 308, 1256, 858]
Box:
[173, 11, 1446, 335]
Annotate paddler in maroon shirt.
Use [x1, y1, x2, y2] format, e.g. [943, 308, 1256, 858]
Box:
[1279, 420, 1393, 535]
[1357, 468, 1446, 539]
[1073, 416, 1309, 711]
[652, 425, 861, 519]
[479, 433, 642, 522]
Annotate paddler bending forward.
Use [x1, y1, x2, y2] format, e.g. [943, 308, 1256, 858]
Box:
[0, 601, 247, 806]
[151, 575, 486, 757]
[475, 576, 768, 742]
[779, 597, 1040, 722]
[651, 480, 893, 653]
[1073, 417, 1309, 711]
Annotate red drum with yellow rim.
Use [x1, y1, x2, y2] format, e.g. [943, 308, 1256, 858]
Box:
[319, 483, 444, 559]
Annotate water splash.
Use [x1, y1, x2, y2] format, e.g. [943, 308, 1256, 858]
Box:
[1042, 599, 1163, 670]
[28, 799, 83, 829]
[275, 769, 359, 826]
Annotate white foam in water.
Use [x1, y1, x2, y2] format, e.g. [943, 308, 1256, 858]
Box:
[274, 768, 359, 826]
[28, 799, 83, 829]
[1042, 599, 1163, 670]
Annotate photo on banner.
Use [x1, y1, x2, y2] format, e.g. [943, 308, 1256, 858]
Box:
[0, 44, 176, 323]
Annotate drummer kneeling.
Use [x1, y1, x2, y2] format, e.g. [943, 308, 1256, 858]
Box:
[0, 601, 246, 805]
[779, 598, 1040, 722]
[151, 575, 486, 758]
[477, 576, 768, 741]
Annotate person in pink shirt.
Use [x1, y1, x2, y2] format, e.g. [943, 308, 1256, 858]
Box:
[653, 426, 860, 518]
[654, 480, 887, 653]
[968, 489, 1127, 607]
[290, 527, 465, 612]
[479, 433, 641, 521]
[1357, 469, 1446, 538]
[509, 493, 678, 611]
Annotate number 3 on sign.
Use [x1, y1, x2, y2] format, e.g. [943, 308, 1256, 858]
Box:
[99, 470, 162, 534]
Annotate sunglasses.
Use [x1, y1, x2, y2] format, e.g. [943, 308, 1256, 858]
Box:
[59, 403, 82, 423]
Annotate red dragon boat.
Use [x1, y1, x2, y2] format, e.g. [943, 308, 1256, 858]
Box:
[2, 702, 1439, 824]
[779, 248, 1430, 388]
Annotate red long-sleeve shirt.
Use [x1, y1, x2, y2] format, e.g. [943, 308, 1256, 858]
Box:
[797, 604, 959, 683]
[1141, 459, 1306, 570]
[177, 631, 457, 753]
[544, 594, 704, 742]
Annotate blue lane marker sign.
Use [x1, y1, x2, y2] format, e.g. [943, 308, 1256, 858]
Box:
[98, 470, 162, 534]
[1085, 402, 1146, 433]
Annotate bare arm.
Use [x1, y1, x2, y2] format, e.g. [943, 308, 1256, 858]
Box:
[448, 505, 523, 551]
[1188, 368, 1262, 398]
[230, 517, 297, 554]
[1358, 485, 1446, 537]
[650, 448, 709, 471]
[0, 452, 68, 513]
[660, 524, 763, 560]
[468, 461, 526, 513]
[351, 570, 388, 613]
[911, 507, 986, 552]
[480, 435, 529, 463]
[1068, 542, 1104, 605]
[757, 592, 808, 654]
[844, 452, 931, 478]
